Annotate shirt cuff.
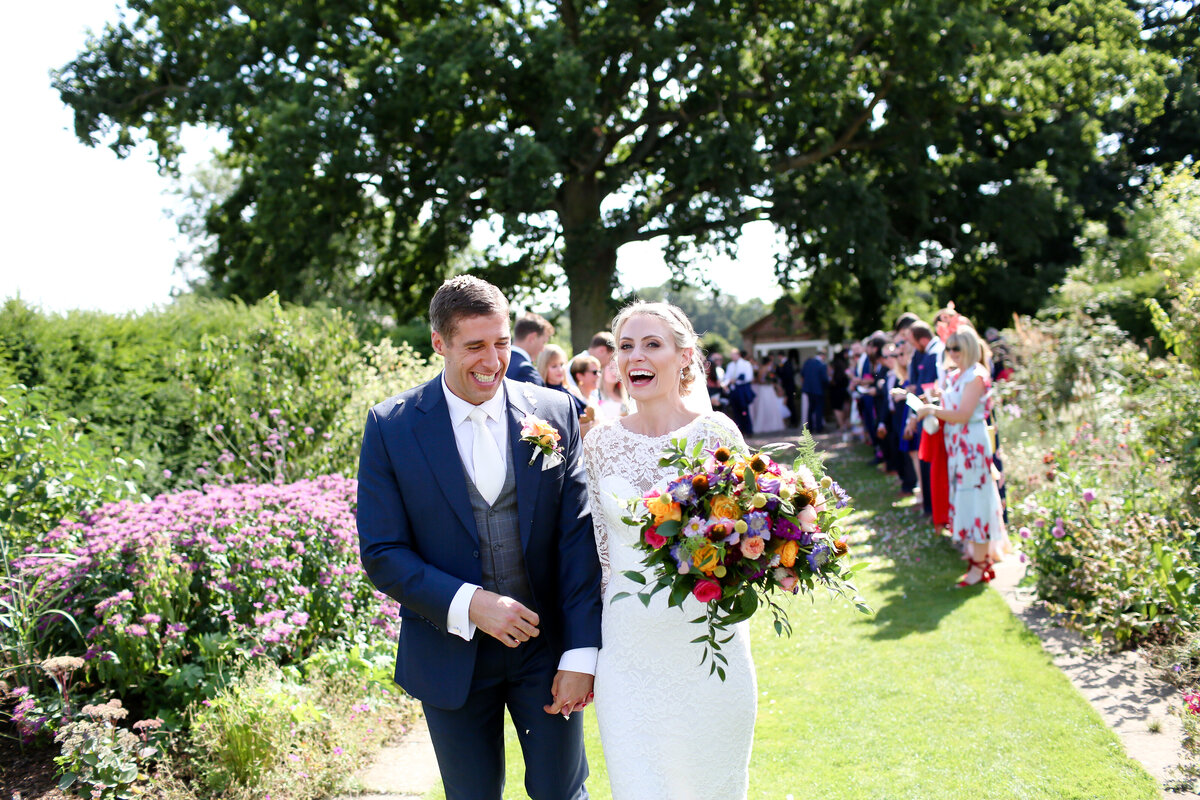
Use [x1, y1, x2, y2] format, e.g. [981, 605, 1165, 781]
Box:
[557, 647, 599, 676]
[447, 583, 480, 641]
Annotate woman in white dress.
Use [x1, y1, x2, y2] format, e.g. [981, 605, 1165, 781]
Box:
[748, 354, 788, 434]
[582, 301, 757, 800]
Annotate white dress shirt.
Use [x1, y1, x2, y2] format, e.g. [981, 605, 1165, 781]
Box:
[440, 376, 597, 675]
[722, 358, 753, 388]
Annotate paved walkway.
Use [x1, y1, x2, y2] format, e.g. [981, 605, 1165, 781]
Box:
[341, 430, 1196, 799]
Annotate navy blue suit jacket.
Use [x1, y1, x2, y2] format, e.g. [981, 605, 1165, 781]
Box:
[801, 357, 829, 395]
[506, 349, 544, 386]
[356, 376, 602, 710]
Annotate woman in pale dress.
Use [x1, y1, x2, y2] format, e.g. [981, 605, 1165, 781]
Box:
[595, 357, 632, 421]
[748, 354, 789, 433]
[583, 301, 756, 800]
[916, 326, 1010, 586]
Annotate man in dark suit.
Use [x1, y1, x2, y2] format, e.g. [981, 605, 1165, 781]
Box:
[800, 349, 830, 433]
[357, 277, 602, 800]
[506, 313, 552, 385]
[777, 349, 799, 423]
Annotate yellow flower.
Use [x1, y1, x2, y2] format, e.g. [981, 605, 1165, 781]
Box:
[776, 540, 799, 569]
[646, 493, 682, 525]
[710, 495, 741, 520]
[751, 493, 767, 509]
[733, 519, 749, 534]
[693, 543, 721, 574]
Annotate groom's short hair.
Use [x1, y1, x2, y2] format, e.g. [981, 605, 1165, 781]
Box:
[429, 276, 510, 340]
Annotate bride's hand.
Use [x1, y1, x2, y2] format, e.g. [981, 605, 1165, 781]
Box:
[544, 670, 594, 717]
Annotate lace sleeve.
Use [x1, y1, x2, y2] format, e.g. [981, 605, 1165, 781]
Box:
[582, 424, 612, 594]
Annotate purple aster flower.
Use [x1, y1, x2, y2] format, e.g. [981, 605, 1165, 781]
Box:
[830, 481, 850, 509]
[666, 477, 695, 505]
[125, 624, 148, 637]
[807, 544, 831, 572]
[773, 517, 803, 540]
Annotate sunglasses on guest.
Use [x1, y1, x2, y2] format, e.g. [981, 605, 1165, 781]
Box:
[945, 346, 961, 352]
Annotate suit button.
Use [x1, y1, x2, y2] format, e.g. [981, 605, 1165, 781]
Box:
[472, 550, 480, 559]
[493, 543, 502, 551]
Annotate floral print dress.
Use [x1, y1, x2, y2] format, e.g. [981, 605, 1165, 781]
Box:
[943, 364, 1009, 557]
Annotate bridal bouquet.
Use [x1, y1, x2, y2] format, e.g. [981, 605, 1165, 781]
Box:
[614, 432, 870, 679]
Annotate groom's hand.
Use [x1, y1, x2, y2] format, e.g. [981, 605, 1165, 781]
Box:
[543, 670, 594, 717]
[468, 589, 540, 647]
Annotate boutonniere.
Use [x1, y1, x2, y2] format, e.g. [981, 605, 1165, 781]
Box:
[520, 414, 564, 470]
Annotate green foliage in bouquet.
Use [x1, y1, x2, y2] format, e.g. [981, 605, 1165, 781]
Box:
[614, 431, 869, 678]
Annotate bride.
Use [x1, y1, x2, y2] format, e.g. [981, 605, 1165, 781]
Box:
[582, 301, 757, 799]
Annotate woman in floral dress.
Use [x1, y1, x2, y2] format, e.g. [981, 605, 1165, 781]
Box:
[917, 326, 1009, 586]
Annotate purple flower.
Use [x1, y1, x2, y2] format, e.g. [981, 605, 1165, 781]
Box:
[1082, 489, 1096, 503]
[1018, 527, 1031, 539]
[773, 517, 803, 541]
[304, 427, 315, 436]
[829, 481, 850, 509]
[666, 477, 695, 505]
[807, 544, 831, 572]
[745, 511, 771, 537]
[125, 624, 148, 637]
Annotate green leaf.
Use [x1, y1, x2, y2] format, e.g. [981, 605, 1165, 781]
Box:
[622, 570, 647, 585]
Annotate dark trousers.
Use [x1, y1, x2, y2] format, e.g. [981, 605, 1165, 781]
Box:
[920, 459, 933, 515]
[804, 392, 825, 433]
[422, 635, 589, 800]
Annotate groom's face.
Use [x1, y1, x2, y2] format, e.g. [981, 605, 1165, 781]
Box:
[432, 311, 511, 405]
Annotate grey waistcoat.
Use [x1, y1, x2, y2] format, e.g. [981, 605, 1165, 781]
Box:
[464, 449, 536, 610]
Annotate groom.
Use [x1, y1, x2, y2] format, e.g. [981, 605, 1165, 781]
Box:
[357, 276, 603, 800]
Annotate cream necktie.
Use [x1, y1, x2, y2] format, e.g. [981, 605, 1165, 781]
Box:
[468, 407, 505, 505]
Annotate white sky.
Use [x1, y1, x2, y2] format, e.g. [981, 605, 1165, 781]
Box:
[0, 2, 782, 316]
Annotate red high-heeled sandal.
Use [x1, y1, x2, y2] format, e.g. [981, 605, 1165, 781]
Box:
[956, 558, 994, 587]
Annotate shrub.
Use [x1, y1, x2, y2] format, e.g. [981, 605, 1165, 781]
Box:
[0, 295, 440, 492]
[177, 659, 408, 800]
[1009, 416, 1200, 645]
[16, 475, 400, 716]
[54, 698, 160, 800]
[0, 384, 145, 550]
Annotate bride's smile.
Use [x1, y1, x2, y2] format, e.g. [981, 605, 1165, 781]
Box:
[618, 316, 690, 402]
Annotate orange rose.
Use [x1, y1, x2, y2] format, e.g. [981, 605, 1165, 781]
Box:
[709, 495, 741, 520]
[776, 539, 799, 568]
[692, 543, 721, 574]
[645, 493, 682, 525]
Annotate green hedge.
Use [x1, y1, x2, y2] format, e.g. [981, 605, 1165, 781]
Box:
[0, 295, 439, 496]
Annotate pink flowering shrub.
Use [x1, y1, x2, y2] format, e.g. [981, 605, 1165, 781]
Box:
[15, 475, 399, 712]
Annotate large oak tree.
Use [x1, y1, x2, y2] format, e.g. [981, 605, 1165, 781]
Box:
[57, 0, 1170, 345]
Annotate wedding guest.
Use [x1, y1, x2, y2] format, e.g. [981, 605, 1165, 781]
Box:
[538, 344, 587, 416]
[889, 342, 919, 496]
[596, 358, 632, 420]
[722, 348, 755, 434]
[916, 326, 1011, 585]
[507, 313, 553, 386]
[568, 354, 603, 438]
[909, 320, 947, 525]
[777, 349, 799, 422]
[829, 349, 851, 432]
[748, 354, 788, 434]
[565, 331, 616, 395]
[800, 348, 830, 433]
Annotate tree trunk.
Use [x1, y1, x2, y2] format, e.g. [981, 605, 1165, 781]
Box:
[562, 243, 618, 353]
[559, 175, 619, 353]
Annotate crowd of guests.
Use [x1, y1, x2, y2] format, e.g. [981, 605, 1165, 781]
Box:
[809, 305, 1014, 587]
[505, 306, 1011, 588]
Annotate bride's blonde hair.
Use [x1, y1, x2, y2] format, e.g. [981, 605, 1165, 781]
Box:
[611, 301, 707, 392]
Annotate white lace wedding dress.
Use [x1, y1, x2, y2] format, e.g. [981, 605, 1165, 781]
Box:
[583, 413, 757, 800]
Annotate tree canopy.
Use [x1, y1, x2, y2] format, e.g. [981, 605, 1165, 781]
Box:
[56, 0, 1175, 345]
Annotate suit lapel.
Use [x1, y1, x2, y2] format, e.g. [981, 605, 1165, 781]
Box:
[505, 380, 542, 551]
[413, 376, 479, 543]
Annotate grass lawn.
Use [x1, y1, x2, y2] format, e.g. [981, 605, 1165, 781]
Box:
[423, 436, 1160, 800]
